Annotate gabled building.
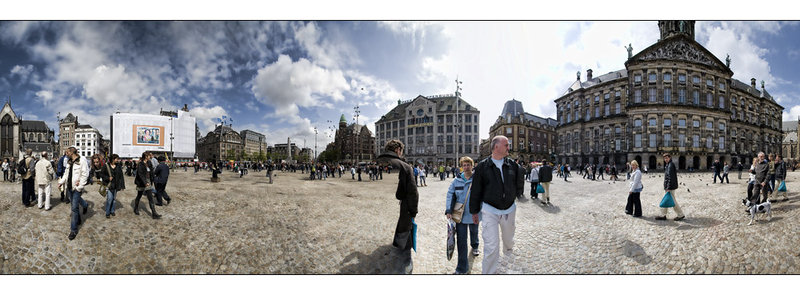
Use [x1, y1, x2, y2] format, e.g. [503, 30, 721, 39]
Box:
[375, 93, 479, 166]
[488, 99, 558, 163]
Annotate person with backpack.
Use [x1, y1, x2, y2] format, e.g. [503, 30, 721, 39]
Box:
[20, 149, 37, 207]
[538, 161, 554, 205]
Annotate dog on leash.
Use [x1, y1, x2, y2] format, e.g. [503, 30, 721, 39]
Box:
[742, 199, 772, 225]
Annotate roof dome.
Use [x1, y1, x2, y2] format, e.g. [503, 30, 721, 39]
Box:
[340, 114, 347, 123]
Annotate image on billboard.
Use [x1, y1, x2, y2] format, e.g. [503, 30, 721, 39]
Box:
[133, 125, 164, 146]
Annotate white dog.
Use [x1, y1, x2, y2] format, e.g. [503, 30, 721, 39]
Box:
[742, 199, 772, 225]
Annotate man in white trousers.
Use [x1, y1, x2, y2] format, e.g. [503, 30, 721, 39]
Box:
[469, 135, 524, 274]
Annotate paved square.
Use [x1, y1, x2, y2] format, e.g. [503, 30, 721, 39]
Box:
[1, 169, 798, 274]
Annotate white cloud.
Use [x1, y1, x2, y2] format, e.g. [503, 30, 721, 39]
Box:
[699, 22, 776, 88]
[83, 64, 149, 107]
[294, 22, 359, 69]
[379, 21, 431, 53]
[189, 105, 229, 134]
[783, 104, 800, 122]
[10, 64, 34, 80]
[251, 54, 349, 114]
[35, 90, 53, 103]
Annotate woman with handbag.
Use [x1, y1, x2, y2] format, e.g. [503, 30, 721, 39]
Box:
[625, 160, 643, 217]
[133, 152, 161, 219]
[444, 156, 481, 274]
[98, 154, 125, 218]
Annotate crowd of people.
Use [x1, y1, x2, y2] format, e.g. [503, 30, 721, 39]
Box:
[10, 148, 174, 240]
[6, 135, 794, 273]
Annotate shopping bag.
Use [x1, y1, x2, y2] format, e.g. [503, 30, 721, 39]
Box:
[536, 184, 545, 194]
[411, 218, 417, 253]
[659, 191, 675, 208]
[778, 181, 787, 192]
[446, 219, 456, 260]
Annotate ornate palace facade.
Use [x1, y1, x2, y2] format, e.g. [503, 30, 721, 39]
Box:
[554, 21, 783, 170]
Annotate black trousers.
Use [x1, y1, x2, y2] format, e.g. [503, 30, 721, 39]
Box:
[155, 182, 170, 204]
[530, 181, 539, 197]
[22, 178, 35, 205]
[625, 192, 642, 217]
[393, 200, 414, 251]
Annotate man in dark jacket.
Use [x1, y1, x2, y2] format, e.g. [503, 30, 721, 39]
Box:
[656, 153, 685, 221]
[56, 151, 69, 203]
[154, 155, 171, 206]
[538, 162, 553, 205]
[753, 152, 770, 203]
[377, 139, 418, 274]
[469, 135, 524, 274]
[712, 159, 721, 183]
[774, 154, 788, 201]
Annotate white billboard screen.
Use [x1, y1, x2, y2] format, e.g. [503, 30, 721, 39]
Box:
[112, 111, 196, 158]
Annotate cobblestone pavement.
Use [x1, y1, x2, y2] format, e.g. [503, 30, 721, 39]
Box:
[1, 169, 799, 274]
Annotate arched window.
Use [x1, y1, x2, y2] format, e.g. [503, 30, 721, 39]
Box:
[1, 115, 13, 156]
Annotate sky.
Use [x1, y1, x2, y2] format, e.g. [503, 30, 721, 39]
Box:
[2, 20, 800, 152]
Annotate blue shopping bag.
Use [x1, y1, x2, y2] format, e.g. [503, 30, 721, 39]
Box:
[536, 184, 545, 194]
[411, 218, 417, 252]
[778, 181, 787, 192]
[659, 191, 675, 208]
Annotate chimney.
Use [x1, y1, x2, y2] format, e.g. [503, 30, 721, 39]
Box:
[751, 78, 756, 88]
[587, 69, 593, 81]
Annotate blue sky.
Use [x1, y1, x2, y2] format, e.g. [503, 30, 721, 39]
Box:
[1, 20, 799, 150]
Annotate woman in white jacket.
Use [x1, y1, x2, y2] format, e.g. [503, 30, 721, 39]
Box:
[625, 160, 643, 217]
[57, 147, 90, 240]
[528, 163, 540, 200]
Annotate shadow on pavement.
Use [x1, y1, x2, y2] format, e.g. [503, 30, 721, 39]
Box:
[621, 240, 652, 265]
[645, 216, 722, 230]
[537, 204, 561, 214]
[339, 245, 411, 274]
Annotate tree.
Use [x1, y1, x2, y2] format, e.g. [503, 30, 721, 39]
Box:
[226, 149, 236, 161]
[257, 150, 267, 162]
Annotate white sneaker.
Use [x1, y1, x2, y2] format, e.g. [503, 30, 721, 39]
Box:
[472, 247, 480, 256]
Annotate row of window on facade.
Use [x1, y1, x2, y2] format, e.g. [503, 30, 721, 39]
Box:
[379, 124, 479, 139]
[404, 144, 478, 156]
[633, 72, 726, 88]
[503, 139, 550, 153]
[565, 120, 778, 144]
[561, 90, 778, 127]
[562, 134, 775, 154]
[378, 114, 479, 132]
[379, 134, 480, 145]
[503, 127, 552, 140]
[23, 133, 50, 142]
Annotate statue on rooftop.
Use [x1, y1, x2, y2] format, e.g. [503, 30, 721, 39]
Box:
[625, 43, 633, 59]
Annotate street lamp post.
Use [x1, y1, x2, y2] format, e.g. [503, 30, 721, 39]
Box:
[454, 77, 463, 166]
[314, 126, 318, 163]
[353, 105, 360, 164]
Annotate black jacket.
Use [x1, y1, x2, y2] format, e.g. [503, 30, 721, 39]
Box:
[538, 164, 553, 183]
[663, 160, 678, 190]
[377, 151, 418, 218]
[154, 163, 170, 184]
[469, 157, 524, 214]
[713, 162, 721, 173]
[98, 163, 126, 191]
[134, 161, 152, 188]
[775, 160, 787, 180]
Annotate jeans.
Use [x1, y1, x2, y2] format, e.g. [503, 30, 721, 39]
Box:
[768, 174, 776, 192]
[419, 176, 426, 186]
[70, 190, 88, 232]
[721, 173, 729, 183]
[455, 223, 479, 273]
[713, 171, 720, 183]
[530, 181, 539, 198]
[106, 189, 117, 215]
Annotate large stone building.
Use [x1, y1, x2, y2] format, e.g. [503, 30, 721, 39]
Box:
[196, 125, 243, 162]
[273, 142, 301, 162]
[375, 93, 480, 166]
[74, 124, 103, 157]
[487, 99, 558, 163]
[1, 101, 57, 159]
[58, 113, 79, 156]
[782, 119, 799, 163]
[554, 21, 783, 171]
[240, 129, 267, 159]
[331, 114, 375, 164]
